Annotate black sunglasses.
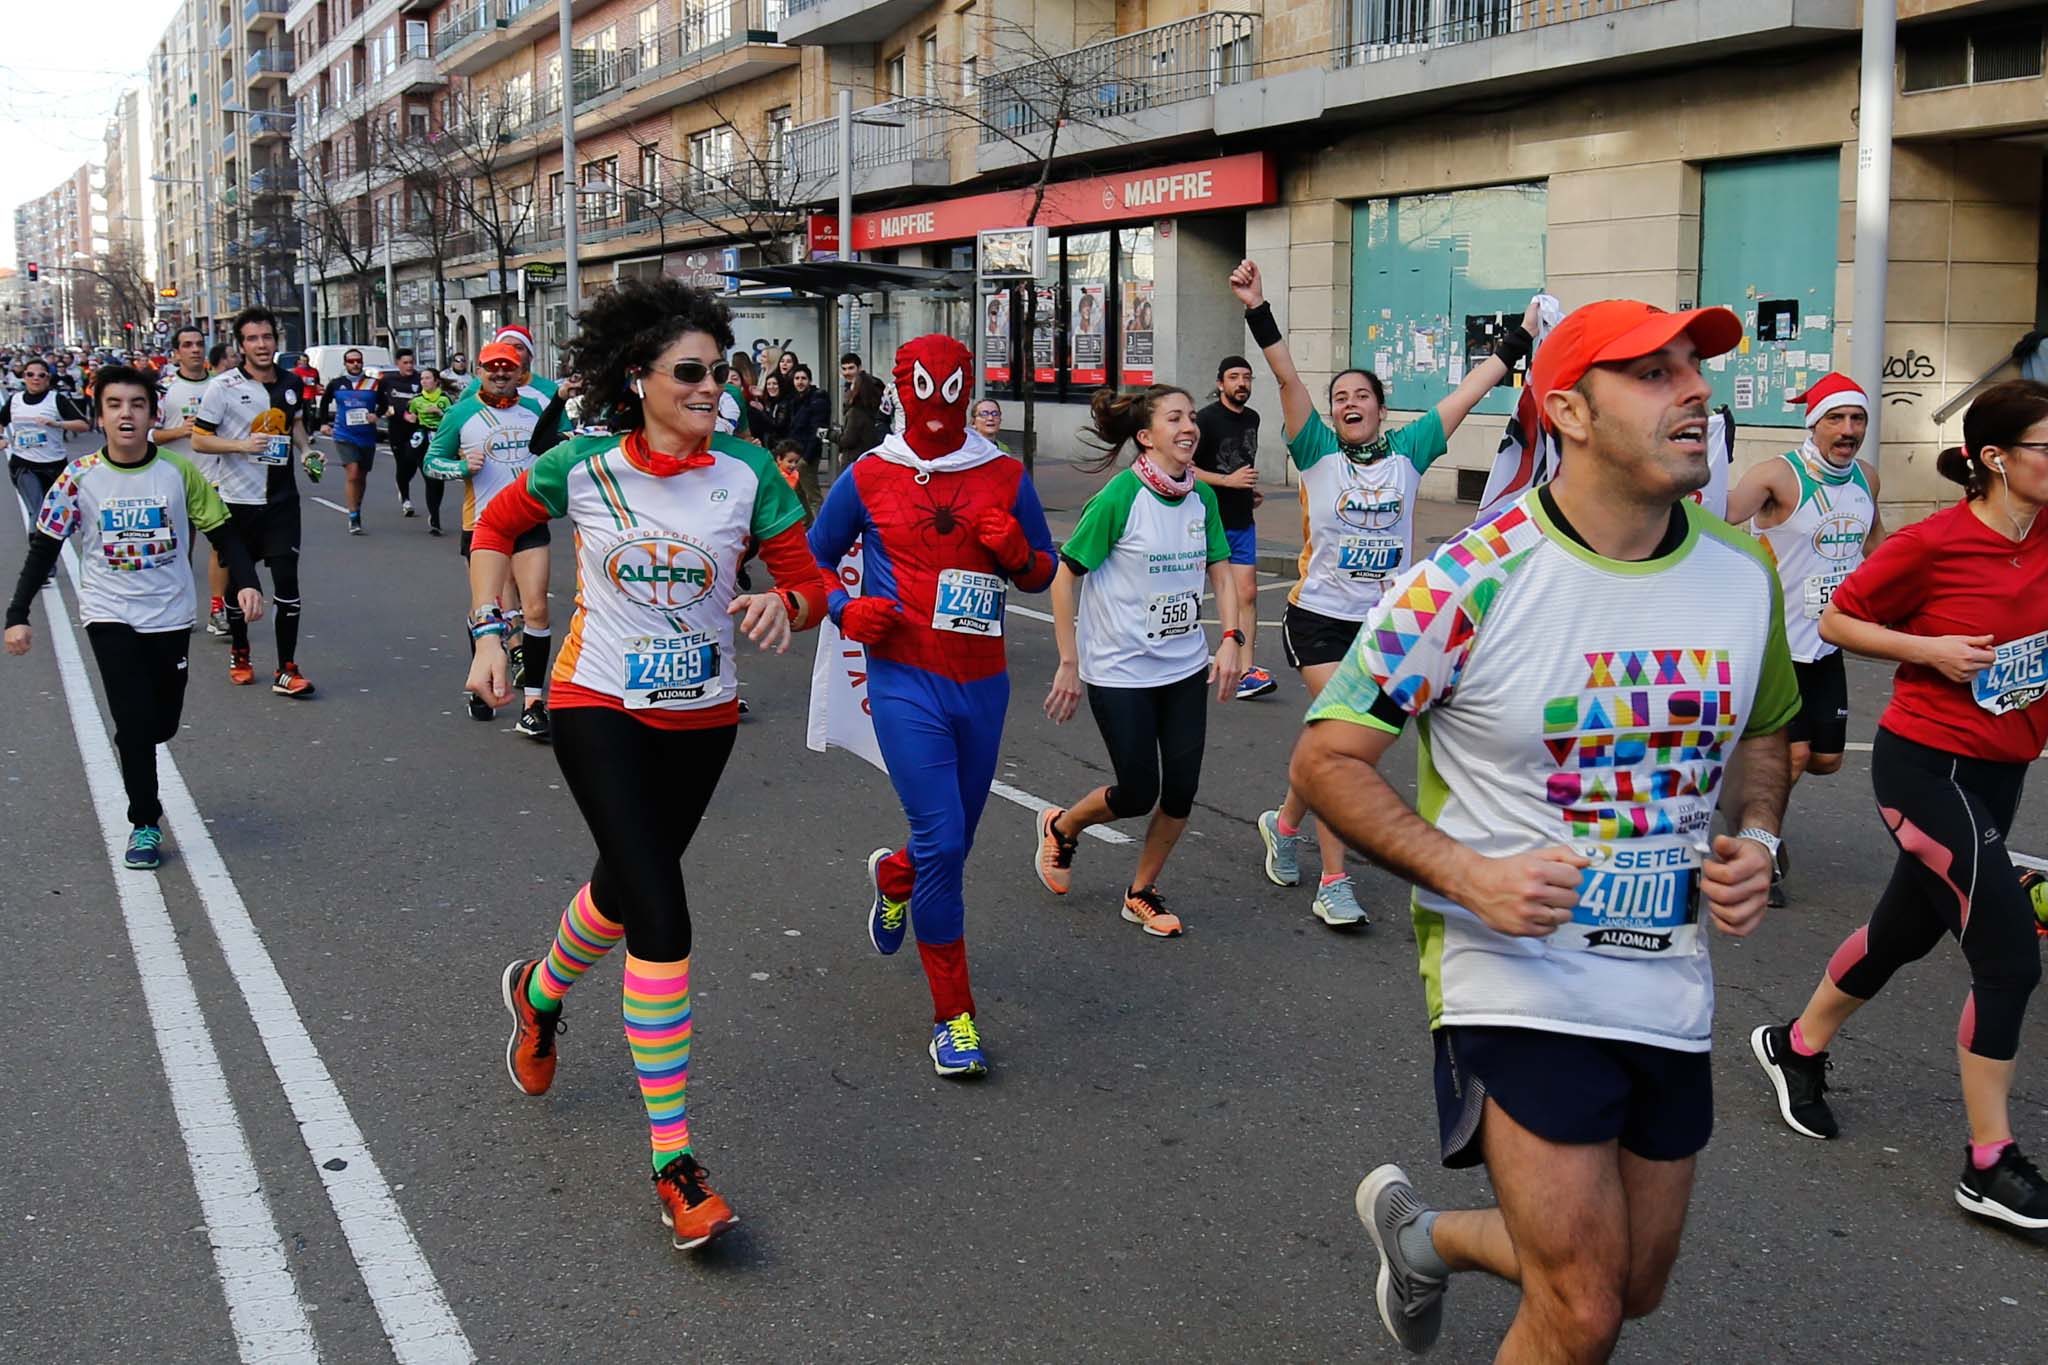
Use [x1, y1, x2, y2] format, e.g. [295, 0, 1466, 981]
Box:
[662, 359, 731, 386]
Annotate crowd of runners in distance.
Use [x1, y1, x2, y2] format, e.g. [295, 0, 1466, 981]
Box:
[5, 258, 2047, 1361]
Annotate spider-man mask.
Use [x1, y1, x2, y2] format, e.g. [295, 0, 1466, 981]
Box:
[893, 334, 972, 460]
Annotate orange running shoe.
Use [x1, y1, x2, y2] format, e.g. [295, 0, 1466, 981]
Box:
[1121, 884, 1185, 938]
[1036, 806, 1077, 895]
[654, 1154, 737, 1251]
[272, 663, 315, 698]
[499, 958, 563, 1096]
[228, 648, 255, 686]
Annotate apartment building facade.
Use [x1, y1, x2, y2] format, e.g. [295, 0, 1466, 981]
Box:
[12, 167, 98, 350]
[103, 91, 149, 273]
[150, 0, 306, 345]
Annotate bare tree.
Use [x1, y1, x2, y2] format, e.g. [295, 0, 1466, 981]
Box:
[609, 96, 807, 268]
[435, 87, 543, 317]
[378, 125, 470, 360]
[295, 141, 383, 342]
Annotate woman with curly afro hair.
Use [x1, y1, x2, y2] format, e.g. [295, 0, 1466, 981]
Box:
[468, 278, 831, 1252]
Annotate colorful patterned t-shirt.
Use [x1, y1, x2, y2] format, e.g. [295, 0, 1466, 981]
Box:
[1306, 489, 1800, 1051]
[36, 447, 232, 632]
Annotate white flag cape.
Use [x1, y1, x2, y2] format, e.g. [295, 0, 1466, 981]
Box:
[806, 535, 886, 772]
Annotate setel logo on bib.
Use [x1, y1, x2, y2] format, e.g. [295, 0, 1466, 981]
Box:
[604, 532, 718, 614]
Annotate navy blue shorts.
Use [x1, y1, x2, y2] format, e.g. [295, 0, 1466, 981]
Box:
[1223, 524, 1258, 567]
[1433, 1025, 1712, 1169]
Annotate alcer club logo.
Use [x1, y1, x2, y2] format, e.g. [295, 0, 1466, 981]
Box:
[1811, 514, 1866, 561]
[604, 532, 718, 612]
[1336, 484, 1402, 531]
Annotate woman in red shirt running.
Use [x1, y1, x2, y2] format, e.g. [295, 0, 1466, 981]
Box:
[1750, 380, 2048, 1230]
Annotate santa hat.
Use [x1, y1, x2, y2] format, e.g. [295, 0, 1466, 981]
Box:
[493, 323, 535, 355]
[1791, 372, 1868, 427]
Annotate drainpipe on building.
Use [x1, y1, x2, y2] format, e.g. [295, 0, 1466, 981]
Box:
[838, 87, 855, 400]
[560, 0, 581, 329]
[1851, 0, 1895, 467]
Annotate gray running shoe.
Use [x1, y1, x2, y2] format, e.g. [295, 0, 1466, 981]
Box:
[1312, 875, 1368, 928]
[1357, 1164, 1446, 1355]
[1257, 808, 1300, 886]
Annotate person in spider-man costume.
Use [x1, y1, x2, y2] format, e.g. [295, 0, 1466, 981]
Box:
[809, 334, 1055, 1078]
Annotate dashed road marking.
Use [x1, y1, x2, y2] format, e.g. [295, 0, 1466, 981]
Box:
[989, 779, 1135, 844]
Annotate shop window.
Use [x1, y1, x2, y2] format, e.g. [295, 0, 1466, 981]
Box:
[1697, 153, 1838, 426]
[1117, 227, 1155, 386]
[1349, 182, 1546, 418]
[982, 228, 1153, 402]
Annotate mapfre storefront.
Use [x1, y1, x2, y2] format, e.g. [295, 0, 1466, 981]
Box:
[813, 152, 1277, 405]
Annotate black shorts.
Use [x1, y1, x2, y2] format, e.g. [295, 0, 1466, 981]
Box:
[460, 524, 551, 558]
[1787, 651, 1850, 755]
[225, 498, 302, 563]
[1434, 1025, 1712, 1169]
[335, 439, 375, 470]
[1282, 603, 1364, 670]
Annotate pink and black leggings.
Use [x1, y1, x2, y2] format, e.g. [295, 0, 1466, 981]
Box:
[1826, 727, 2038, 1061]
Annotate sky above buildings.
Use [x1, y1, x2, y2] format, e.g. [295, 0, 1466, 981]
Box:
[0, 1, 174, 263]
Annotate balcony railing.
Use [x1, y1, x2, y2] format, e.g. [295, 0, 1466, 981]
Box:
[568, 0, 785, 110]
[247, 46, 296, 79]
[221, 79, 238, 106]
[785, 98, 947, 185]
[248, 164, 300, 195]
[978, 12, 1258, 143]
[243, 0, 287, 22]
[434, 0, 548, 60]
[247, 111, 293, 138]
[223, 130, 239, 156]
[1333, 0, 1669, 67]
[217, 22, 234, 48]
[445, 165, 788, 261]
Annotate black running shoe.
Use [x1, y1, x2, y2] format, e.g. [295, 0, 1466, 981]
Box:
[466, 691, 494, 722]
[1751, 1021, 1838, 1139]
[514, 699, 551, 743]
[1956, 1143, 2048, 1230]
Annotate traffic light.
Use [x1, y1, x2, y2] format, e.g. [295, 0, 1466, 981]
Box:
[26, 262, 38, 282]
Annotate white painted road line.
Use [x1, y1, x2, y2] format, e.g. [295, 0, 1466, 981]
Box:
[2015, 852, 2048, 873]
[38, 511, 474, 1363]
[1006, 603, 1054, 624]
[310, 496, 351, 516]
[35, 577, 322, 1363]
[989, 779, 1135, 845]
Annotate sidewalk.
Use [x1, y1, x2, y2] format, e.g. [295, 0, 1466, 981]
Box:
[1025, 454, 1476, 578]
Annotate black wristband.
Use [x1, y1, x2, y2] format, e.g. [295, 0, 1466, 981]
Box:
[1491, 322, 1533, 373]
[1245, 301, 1282, 350]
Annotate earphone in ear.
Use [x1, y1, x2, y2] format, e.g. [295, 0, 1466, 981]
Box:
[631, 377, 646, 398]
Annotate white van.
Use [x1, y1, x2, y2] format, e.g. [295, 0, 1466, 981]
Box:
[303, 344, 397, 386]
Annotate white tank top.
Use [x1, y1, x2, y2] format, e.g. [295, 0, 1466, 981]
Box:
[1753, 450, 1874, 662]
[5, 389, 73, 464]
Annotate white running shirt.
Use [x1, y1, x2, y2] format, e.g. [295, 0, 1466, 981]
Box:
[1061, 467, 1231, 688]
[35, 447, 234, 631]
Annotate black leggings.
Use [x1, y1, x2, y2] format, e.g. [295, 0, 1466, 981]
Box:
[84, 624, 190, 827]
[393, 425, 443, 519]
[1086, 670, 1208, 820]
[10, 456, 62, 516]
[225, 551, 301, 663]
[550, 705, 737, 962]
[1827, 727, 2039, 1061]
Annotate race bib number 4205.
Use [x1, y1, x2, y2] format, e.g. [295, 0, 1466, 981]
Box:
[1555, 840, 1704, 959]
[623, 632, 720, 708]
[1974, 628, 2048, 717]
[932, 569, 1005, 636]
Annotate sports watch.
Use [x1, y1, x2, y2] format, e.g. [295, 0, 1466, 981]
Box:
[1734, 827, 1782, 862]
[1221, 629, 1246, 646]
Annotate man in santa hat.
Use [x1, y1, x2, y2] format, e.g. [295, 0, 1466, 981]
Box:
[1726, 370, 1885, 905]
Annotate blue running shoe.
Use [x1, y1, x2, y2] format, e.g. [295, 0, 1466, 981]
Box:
[867, 847, 909, 955]
[125, 825, 163, 871]
[1313, 875, 1369, 928]
[929, 1012, 988, 1078]
[1257, 808, 1300, 887]
[1236, 666, 1278, 700]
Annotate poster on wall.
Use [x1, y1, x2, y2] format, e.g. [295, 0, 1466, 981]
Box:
[983, 289, 1011, 385]
[724, 298, 825, 381]
[1031, 286, 1056, 385]
[1069, 284, 1107, 387]
[1120, 280, 1155, 386]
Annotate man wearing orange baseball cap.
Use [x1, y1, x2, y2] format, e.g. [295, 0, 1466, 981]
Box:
[1293, 298, 1800, 1359]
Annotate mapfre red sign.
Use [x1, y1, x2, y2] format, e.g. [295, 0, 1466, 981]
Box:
[813, 152, 1276, 251]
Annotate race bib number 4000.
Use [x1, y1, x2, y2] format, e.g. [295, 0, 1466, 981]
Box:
[932, 569, 1006, 636]
[1337, 534, 1403, 578]
[1556, 840, 1704, 959]
[1974, 628, 2048, 717]
[623, 632, 721, 708]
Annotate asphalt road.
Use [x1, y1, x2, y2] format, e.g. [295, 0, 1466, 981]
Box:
[3, 440, 2045, 1364]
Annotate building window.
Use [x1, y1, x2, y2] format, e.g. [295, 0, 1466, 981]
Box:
[637, 6, 660, 69]
[768, 105, 791, 167]
[920, 32, 939, 100]
[885, 52, 906, 99]
[405, 20, 428, 58]
[684, 0, 730, 52]
[583, 155, 620, 220]
[1903, 20, 2044, 92]
[689, 127, 733, 197]
[961, 56, 977, 99]
[636, 145, 662, 215]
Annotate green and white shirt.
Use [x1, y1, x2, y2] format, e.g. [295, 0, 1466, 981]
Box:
[1753, 451, 1875, 663]
[423, 393, 548, 531]
[1287, 408, 1449, 621]
[1306, 490, 1800, 1051]
[36, 447, 233, 632]
[1062, 467, 1230, 688]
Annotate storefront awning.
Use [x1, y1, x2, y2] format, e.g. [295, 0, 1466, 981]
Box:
[725, 261, 971, 296]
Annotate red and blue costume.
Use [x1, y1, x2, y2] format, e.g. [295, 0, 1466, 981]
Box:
[808, 335, 1055, 1029]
